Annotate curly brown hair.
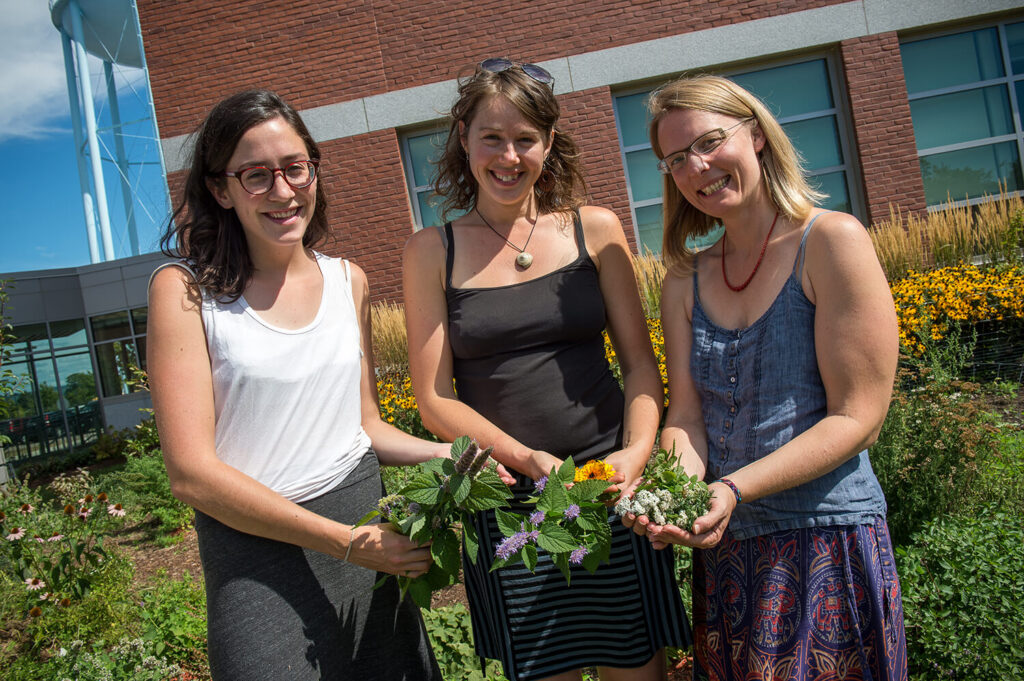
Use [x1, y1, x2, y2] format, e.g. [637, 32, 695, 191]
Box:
[431, 62, 587, 221]
[160, 89, 328, 300]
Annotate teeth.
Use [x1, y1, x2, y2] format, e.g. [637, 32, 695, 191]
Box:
[700, 176, 729, 195]
[267, 208, 299, 219]
[494, 171, 518, 182]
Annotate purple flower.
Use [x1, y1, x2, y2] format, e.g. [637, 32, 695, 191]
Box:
[454, 440, 479, 474]
[529, 510, 545, 526]
[534, 476, 548, 494]
[468, 446, 493, 476]
[569, 545, 589, 565]
[494, 531, 531, 561]
[563, 504, 580, 521]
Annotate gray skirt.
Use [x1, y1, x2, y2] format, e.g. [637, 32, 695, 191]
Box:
[195, 451, 441, 681]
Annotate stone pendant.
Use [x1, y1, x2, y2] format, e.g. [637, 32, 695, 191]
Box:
[515, 251, 534, 268]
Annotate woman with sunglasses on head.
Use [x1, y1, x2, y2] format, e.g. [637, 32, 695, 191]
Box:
[147, 89, 443, 681]
[403, 59, 691, 681]
[623, 74, 907, 680]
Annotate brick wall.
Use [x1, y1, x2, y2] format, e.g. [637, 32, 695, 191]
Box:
[840, 32, 928, 225]
[559, 87, 637, 251]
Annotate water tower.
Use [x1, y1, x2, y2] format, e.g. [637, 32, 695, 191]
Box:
[50, 0, 170, 264]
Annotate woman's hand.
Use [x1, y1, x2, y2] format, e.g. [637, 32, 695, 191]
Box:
[523, 450, 564, 482]
[645, 480, 736, 549]
[600, 450, 644, 505]
[346, 524, 433, 577]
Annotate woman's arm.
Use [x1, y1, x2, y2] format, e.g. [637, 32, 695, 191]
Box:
[402, 227, 562, 481]
[147, 265, 430, 576]
[349, 262, 450, 465]
[582, 206, 662, 495]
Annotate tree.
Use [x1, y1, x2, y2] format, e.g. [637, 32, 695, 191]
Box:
[63, 372, 98, 407]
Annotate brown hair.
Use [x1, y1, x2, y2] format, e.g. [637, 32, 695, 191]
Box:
[432, 62, 587, 220]
[648, 75, 823, 271]
[160, 89, 328, 300]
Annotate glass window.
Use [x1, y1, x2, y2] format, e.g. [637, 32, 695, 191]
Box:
[902, 28, 1003, 94]
[90, 311, 131, 342]
[50, 318, 88, 349]
[95, 339, 140, 398]
[401, 129, 465, 229]
[613, 57, 857, 254]
[902, 21, 1024, 207]
[11, 323, 48, 355]
[130, 307, 148, 335]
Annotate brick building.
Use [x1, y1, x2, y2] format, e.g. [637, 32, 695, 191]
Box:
[144, 0, 1024, 301]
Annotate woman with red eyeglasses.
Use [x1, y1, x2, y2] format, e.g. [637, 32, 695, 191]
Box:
[403, 59, 691, 681]
[147, 89, 443, 681]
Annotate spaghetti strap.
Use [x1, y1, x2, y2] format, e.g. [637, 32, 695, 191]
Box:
[794, 211, 831, 279]
[571, 207, 586, 259]
[443, 222, 455, 290]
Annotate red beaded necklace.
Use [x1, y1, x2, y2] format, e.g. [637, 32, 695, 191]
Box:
[721, 211, 779, 292]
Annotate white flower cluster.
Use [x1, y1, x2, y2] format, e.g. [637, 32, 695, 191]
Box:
[616, 488, 690, 528]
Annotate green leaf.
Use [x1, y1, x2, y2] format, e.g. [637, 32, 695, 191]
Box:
[433, 529, 462, 576]
[449, 473, 472, 504]
[408, 576, 434, 609]
[557, 457, 577, 483]
[523, 543, 538, 572]
[553, 553, 571, 584]
[354, 509, 381, 527]
[450, 435, 472, 458]
[404, 485, 443, 506]
[568, 479, 611, 503]
[417, 457, 448, 476]
[536, 522, 579, 553]
[463, 519, 480, 564]
[495, 509, 525, 536]
[537, 480, 569, 514]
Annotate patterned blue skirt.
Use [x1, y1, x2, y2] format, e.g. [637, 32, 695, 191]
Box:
[692, 517, 907, 681]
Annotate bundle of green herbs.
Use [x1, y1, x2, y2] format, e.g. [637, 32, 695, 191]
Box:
[615, 448, 712, 532]
[358, 436, 513, 608]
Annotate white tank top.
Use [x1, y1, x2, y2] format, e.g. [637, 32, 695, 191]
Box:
[163, 253, 371, 502]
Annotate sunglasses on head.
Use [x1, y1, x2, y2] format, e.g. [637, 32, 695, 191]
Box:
[479, 58, 554, 86]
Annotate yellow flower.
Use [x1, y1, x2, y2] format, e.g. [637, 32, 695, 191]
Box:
[574, 459, 616, 482]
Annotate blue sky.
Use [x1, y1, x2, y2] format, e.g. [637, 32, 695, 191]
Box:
[0, 1, 168, 275]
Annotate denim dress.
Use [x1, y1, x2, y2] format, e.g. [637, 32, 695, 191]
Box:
[688, 214, 907, 681]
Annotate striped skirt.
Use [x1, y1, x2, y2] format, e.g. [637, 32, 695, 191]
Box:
[692, 517, 907, 681]
[464, 492, 692, 681]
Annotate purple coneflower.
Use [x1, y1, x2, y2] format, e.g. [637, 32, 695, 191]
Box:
[107, 503, 126, 517]
[77, 507, 91, 521]
[6, 527, 25, 541]
[529, 510, 545, 526]
[569, 545, 589, 565]
[18, 503, 34, 514]
[563, 504, 580, 521]
[25, 577, 46, 591]
[48, 532, 64, 542]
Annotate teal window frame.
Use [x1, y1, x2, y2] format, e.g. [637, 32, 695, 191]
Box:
[902, 19, 1024, 208]
[401, 127, 465, 230]
[613, 55, 861, 255]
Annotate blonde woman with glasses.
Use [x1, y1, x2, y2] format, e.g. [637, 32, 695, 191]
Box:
[624, 74, 907, 681]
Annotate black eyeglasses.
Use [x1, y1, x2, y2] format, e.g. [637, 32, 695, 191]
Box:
[479, 58, 554, 86]
[221, 159, 320, 195]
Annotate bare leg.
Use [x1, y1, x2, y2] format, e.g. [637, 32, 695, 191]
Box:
[535, 669, 584, 681]
[598, 648, 667, 681]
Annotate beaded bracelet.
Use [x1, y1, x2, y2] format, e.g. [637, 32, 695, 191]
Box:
[716, 477, 742, 504]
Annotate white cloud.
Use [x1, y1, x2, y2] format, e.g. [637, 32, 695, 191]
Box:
[0, 0, 149, 143]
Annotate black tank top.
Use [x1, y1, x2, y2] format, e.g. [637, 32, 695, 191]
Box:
[444, 209, 624, 474]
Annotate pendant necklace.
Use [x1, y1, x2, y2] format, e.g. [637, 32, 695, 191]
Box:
[722, 210, 779, 292]
[476, 208, 538, 269]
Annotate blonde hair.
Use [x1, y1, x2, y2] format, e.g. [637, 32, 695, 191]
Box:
[648, 75, 823, 270]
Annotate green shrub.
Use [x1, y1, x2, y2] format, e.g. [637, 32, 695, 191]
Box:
[96, 453, 193, 545]
[421, 604, 507, 681]
[138, 570, 208, 671]
[870, 373, 1001, 546]
[897, 509, 1024, 680]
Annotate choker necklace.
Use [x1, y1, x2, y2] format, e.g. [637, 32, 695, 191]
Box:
[722, 210, 779, 292]
[477, 209, 537, 269]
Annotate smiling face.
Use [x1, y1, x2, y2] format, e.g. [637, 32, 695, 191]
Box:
[656, 107, 766, 220]
[460, 95, 553, 211]
[208, 116, 317, 253]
